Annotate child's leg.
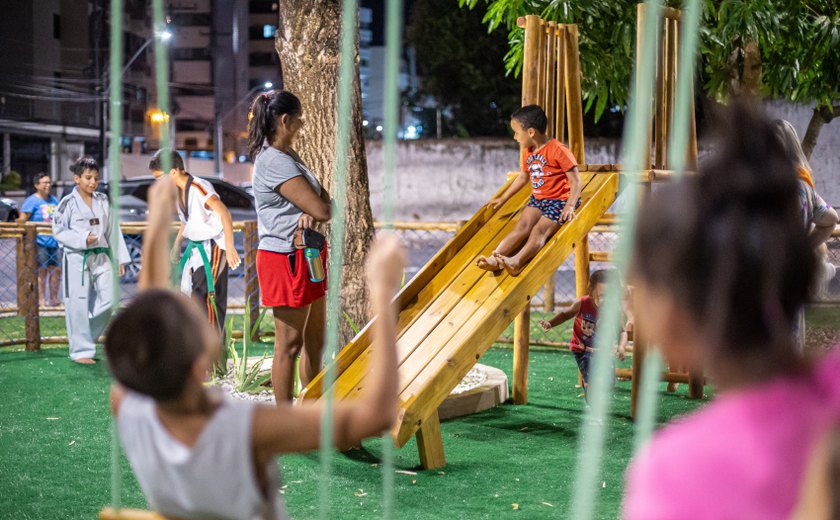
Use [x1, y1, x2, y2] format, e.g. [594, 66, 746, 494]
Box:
[64, 254, 96, 362]
[496, 216, 560, 276]
[574, 351, 591, 400]
[476, 207, 541, 271]
[89, 255, 116, 346]
[272, 305, 308, 402]
[300, 295, 326, 390]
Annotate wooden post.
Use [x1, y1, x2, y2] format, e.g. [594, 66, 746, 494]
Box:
[15, 235, 26, 317]
[416, 410, 445, 469]
[564, 24, 585, 163]
[537, 19, 547, 109]
[543, 275, 556, 312]
[521, 16, 542, 106]
[654, 14, 667, 169]
[21, 225, 41, 351]
[556, 25, 567, 143]
[544, 21, 557, 136]
[664, 18, 678, 168]
[512, 305, 530, 404]
[636, 3, 652, 170]
[574, 237, 590, 388]
[243, 220, 261, 341]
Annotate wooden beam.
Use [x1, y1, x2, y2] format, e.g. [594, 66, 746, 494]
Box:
[521, 16, 543, 106]
[416, 410, 446, 469]
[564, 24, 585, 162]
[513, 305, 531, 404]
[556, 25, 567, 142]
[636, 3, 652, 170]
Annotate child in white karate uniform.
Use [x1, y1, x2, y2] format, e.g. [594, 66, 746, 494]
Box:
[53, 156, 129, 364]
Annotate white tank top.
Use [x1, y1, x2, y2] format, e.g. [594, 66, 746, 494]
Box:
[117, 391, 289, 520]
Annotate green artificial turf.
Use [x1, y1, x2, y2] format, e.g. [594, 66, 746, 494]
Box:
[0, 342, 708, 520]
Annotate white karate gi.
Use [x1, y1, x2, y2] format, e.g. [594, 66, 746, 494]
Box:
[53, 188, 130, 360]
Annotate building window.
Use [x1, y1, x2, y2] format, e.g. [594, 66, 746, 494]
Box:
[53, 14, 61, 39]
[169, 13, 212, 27]
[249, 52, 278, 67]
[249, 1, 278, 14]
[249, 25, 277, 40]
[172, 48, 212, 61]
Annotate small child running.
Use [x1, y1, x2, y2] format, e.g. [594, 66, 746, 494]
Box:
[106, 176, 405, 520]
[538, 270, 627, 398]
[476, 105, 582, 276]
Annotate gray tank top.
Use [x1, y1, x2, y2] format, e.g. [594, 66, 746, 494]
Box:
[117, 391, 289, 520]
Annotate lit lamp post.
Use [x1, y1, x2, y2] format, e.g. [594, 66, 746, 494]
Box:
[213, 81, 273, 178]
[99, 28, 172, 170]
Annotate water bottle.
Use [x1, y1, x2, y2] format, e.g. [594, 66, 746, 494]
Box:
[304, 247, 325, 282]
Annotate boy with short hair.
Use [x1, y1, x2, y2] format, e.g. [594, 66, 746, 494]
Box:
[476, 105, 582, 276]
[149, 150, 240, 372]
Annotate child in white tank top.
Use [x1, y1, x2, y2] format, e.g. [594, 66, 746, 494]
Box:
[106, 176, 404, 520]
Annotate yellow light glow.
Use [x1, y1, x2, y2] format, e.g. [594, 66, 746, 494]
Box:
[149, 110, 170, 123]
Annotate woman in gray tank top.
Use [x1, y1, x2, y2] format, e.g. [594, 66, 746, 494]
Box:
[248, 90, 331, 402]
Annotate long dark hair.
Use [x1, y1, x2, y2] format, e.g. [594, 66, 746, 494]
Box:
[247, 90, 302, 160]
[630, 101, 814, 379]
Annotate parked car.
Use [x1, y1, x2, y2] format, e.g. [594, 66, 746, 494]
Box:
[0, 198, 19, 221]
[98, 177, 256, 281]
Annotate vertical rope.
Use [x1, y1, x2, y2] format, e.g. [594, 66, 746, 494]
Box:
[568, 2, 663, 519]
[634, 0, 703, 450]
[108, 0, 124, 511]
[381, 1, 403, 518]
[319, 1, 357, 518]
[667, 0, 702, 176]
[152, 0, 171, 174]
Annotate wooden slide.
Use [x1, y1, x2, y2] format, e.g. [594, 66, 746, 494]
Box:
[299, 171, 618, 468]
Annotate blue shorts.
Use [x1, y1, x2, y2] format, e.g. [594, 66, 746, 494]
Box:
[36, 245, 60, 268]
[526, 196, 580, 223]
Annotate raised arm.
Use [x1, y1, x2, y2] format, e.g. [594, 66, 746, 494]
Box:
[139, 176, 177, 290]
[539, 299, 582, 331]
[252, 234, 404, 455]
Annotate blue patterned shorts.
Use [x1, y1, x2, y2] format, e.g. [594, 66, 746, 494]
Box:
[526, 196, 579, 223]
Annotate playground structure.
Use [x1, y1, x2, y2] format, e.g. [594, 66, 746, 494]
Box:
[301, 5, 704, 469]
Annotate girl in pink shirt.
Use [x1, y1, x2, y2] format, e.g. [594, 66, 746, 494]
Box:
[622, 102, 840, 520]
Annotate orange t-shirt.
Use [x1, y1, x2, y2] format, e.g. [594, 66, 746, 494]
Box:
[520, 139, 578, 200]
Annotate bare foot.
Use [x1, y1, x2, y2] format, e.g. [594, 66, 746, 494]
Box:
[666, 382, 679, 393]
[476, 255, 502, 272]
[73, 358, 96, 365]
[49, 300, 61, 307]
[495, 253, 524, 276]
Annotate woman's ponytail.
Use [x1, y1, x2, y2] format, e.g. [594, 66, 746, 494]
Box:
[247, 90, 302, 160]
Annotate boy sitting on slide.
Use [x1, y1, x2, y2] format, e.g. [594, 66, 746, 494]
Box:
[476, 105, 582, 276]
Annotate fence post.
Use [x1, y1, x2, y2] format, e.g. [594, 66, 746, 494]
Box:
[21, 224, 41, 351]
[16, 233, 26, 317]
[243, 220, 261, 342]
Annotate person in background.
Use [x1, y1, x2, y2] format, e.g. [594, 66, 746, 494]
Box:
[19, 173, 61, 307]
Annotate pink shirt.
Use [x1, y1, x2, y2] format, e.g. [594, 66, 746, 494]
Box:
[624, 347, 840, 520]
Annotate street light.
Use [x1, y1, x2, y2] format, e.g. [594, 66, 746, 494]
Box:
[213, 81, 274, 176]
[99, 28, 173, 169]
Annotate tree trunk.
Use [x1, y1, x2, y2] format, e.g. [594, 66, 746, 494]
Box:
[802, 104, 840, 160]
[276, 1, 375, 344]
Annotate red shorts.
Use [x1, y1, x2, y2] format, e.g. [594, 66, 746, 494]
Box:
[256, 248, 327, 308]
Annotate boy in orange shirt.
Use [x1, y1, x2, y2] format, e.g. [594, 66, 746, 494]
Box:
[477, 105, 582, 276]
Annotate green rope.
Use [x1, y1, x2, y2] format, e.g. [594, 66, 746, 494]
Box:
[108, 0, 124, 511]
[381, 0, 403, 517]
[152, 0, 171, 174]
[569, 2, 663, 518]
[318, 1, 357, 518]
[634, 0, 704, 451]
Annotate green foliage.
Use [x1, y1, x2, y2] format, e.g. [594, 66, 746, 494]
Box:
[406, 0, 522, 136]
[460, 0, 839, 118]
[226, 302, 272, 394]
[0, 170, 22, 191]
